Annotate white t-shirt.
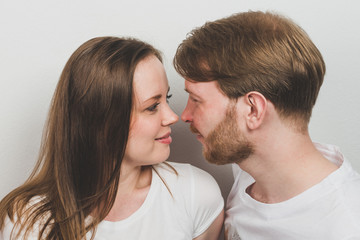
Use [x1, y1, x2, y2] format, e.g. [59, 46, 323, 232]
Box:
[225, 143, 360, 240]
[1, 162, 224, 240]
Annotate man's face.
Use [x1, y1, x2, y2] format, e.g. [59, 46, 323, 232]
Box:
[182, 80, 253, 164]
[204, 105, 253, 165]
[182, 80, 230, 145]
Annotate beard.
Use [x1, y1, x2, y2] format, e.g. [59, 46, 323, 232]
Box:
[200, 106, 254, 165]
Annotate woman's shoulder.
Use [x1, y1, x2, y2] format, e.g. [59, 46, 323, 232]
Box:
[154, 162, 224, 237]
[153, 162, 222, 197]
[1, 196, 48, 240]
[154, 162, 216, 182]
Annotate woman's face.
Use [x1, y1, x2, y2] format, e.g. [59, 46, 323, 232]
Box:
[123, 55, 178, 167]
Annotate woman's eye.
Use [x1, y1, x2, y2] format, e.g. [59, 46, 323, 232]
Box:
[166, 93, 172, 103]
[146, 103, 160, 112]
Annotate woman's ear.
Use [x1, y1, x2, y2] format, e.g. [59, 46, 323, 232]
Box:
[244, 91, 267, 130]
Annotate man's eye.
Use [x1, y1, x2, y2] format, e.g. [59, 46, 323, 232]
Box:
[146, 103, 160, 112]
[190, 97, 199, 103]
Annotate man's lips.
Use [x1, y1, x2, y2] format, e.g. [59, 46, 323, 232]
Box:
[190, 124, 200, 135]
[190, 125, 204, 143]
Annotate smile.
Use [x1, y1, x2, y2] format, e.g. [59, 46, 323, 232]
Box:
[155, 132, 172, 144]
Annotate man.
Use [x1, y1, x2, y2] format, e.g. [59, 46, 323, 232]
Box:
[173, 11, 360, 239]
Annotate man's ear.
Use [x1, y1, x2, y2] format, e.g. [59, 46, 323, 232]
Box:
[244, 91, 267, 130]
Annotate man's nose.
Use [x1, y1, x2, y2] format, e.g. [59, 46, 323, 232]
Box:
[181, 103, 192, 123]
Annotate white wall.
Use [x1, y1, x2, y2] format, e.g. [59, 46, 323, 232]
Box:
[1, 0, 359, 221]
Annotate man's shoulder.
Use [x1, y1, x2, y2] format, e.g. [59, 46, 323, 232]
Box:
[340, 177, 360, 206]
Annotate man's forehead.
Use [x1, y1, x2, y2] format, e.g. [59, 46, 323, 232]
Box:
[184, 79, 232, 108]
[184, 79, 196, 92]
[184, 79, 221, 94]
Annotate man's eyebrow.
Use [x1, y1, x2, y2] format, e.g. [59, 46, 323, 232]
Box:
[184, 88, 201, 98]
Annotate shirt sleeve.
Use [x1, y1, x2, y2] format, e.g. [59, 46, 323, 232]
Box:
[0, 216, 13, 240]
[189, 166, 224, 238]
[1, 215, 39, 240]
[1, 197, 46, 240]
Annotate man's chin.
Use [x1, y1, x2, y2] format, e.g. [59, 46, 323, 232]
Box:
[203, 150, 227, 165]
[202, 141, 252, 165]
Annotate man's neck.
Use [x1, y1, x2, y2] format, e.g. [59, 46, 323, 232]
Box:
[239, 131, 338, 204]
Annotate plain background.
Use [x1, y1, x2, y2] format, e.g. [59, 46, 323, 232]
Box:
[0, 0, 359, 238]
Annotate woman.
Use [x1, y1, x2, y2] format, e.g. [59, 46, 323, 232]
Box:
[0, 37, 224, 239]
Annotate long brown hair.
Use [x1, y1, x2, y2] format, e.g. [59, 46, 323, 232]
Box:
[0, 37, 162, 239]
[174, 11, 325, 130]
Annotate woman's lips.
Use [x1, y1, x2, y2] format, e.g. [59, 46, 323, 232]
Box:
[155, 132, 172, 144]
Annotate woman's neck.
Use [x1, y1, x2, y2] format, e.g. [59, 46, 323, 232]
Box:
[105, 165, 152, 221]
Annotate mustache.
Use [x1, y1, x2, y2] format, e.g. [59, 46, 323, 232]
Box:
[190, 124, 200, 134]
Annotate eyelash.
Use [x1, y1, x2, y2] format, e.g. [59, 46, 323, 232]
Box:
[166, 93, 172, 103]
[146, 93, 172, 112]
[147, 103, 160, 112]
[190, 96, 199, 103]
